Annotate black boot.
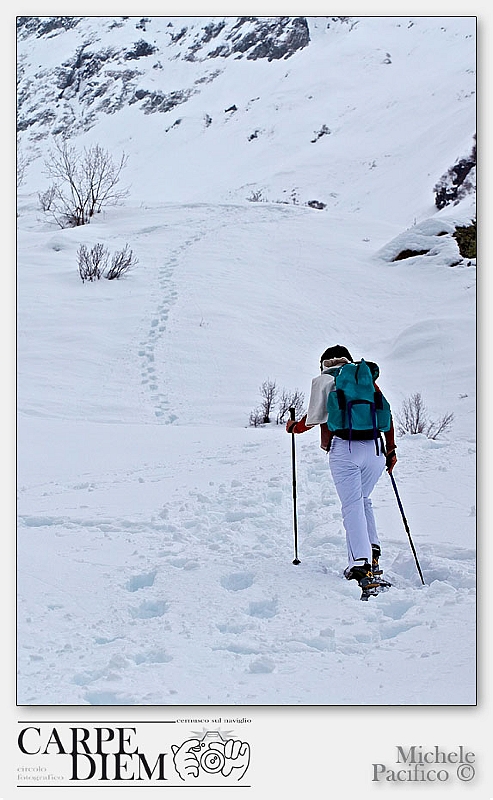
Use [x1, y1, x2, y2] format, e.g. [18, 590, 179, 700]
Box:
[372, 545, 382, 575]
[344, 562, 381, 600]
[344, 562, 374, 588]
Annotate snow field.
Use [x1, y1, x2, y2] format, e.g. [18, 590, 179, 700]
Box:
[17, 392, 475, 705]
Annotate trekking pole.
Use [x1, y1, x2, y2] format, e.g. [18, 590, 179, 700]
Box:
[289, 407, 301, 565]
[389, 472, 425, 584]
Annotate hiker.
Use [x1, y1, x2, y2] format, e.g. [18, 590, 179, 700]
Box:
[286, 345, 397, 593]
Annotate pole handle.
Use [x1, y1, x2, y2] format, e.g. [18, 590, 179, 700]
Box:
[290, 407, 296, 421]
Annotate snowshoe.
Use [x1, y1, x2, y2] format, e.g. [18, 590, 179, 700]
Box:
[344, 562, 391, 600]
[371, 576, 392, 593]
[360, 576, 392, 600]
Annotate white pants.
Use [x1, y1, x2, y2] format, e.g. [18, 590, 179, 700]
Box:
[329, 436, 385, 570]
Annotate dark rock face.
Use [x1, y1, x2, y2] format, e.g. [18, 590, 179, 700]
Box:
[230, 17, 310, 61]
[184, 17, 310, 61]
[393, 248, 429, 261]
[17, 16, 81, 39]
[56, 46, 116, 95]
[124, 39, 158, 60]
[16, 16, 311, 139]
[131, 89, 194, 115]
[434, 137, 476, 210]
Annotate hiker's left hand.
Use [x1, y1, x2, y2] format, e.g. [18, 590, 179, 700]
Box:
[386, 449, 397, 473]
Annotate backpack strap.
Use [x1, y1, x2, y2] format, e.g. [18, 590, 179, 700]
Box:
[336, 388, 347, 410]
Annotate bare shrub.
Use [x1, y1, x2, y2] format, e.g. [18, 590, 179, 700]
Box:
[77, 245, 92, 283]
[91, 243, 109, 276]
[77, 243, 136, 283]
[396, 392, 454, 440]
[249, 407, 265, 427]
[77, 243, 109, 283]
[396, 392, 427, 435]
[426, 412, 455, 440]
[104, 244, 138, 280]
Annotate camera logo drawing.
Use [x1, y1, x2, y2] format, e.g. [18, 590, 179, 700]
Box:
[171, 730, 250, 783]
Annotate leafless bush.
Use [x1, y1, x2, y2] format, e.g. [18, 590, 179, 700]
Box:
[396, 392, 427, 435]
[249, 407, 265, 427]
[91, 243, 109, 277]
[105, 244, 138, 280]
[77, 245, 91, 282]
[396, 392, 454, 440]
[77, 243, 109, 283]
[426, 412, 455, 440]
[77, 243, 137, 283]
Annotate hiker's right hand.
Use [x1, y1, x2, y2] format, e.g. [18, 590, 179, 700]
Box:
[386, 449, 397, 473]
[286, 415, 311, 434]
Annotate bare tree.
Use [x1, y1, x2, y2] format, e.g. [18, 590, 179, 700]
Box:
[249, 380, 306, 427]
[83, 144, 128, 219]
[259, 379, 277, 424]
[42, 138, 129, 227]
[276, 388, 305, 424]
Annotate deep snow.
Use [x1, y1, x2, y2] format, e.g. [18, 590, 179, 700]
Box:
[16, 15, 476, 706]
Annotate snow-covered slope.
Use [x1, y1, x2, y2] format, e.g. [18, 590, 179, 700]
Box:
[18, 16, 476, 220]
[16, 16, 476, 705]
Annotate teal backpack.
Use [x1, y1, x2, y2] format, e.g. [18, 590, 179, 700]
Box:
[326, 359, 391, 449]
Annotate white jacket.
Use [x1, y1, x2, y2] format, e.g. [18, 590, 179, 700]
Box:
[305, 357, 350, 426]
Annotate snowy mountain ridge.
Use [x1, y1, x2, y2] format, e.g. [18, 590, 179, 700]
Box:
[16, 15, 316, 141]
[18, 15, 475, 218]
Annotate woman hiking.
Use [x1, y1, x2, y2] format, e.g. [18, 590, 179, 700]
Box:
[286, 344, 397, 598]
